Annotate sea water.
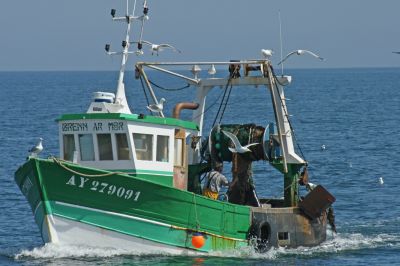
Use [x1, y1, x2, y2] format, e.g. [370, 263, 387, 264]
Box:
[0, 68, 399, 265]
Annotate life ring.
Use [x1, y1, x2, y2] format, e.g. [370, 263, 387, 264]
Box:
[249, 221, 271, 253]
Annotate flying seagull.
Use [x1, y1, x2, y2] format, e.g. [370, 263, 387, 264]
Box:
[261, 49, 274, 59]
[221, 130, 259, 153]
[29, 138, 43, 157]
[133, 41, 181, 56]
[278, 49, 324, 65]
[147, 98, 166, 113]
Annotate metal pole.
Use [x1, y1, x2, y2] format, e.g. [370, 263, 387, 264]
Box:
[137, 66, 164, 117]
[265, 63, 288, 173]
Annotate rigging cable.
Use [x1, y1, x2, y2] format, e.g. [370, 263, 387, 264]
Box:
[218, 85, 233, 125]
[148, 79, 191, 91]
[200, 69, 238, 163]
[211, 68, 238, 128]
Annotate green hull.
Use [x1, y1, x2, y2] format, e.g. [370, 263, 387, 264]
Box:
[15, 158, 251, 252]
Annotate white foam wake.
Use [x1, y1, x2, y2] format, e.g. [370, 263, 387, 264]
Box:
[14, 243, 156, 259]
[14, 232, 399, 260]
[274, 232, 399, 257]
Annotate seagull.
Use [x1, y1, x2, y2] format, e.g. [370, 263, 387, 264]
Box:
[133, 41, 181, 56]
[379, 177, 384, 185]
[221, 130, 259, 153]
[321, 144, 326, 151]
[278, 49, 324, 65]
[29, 138, 43, 157]
[261, 49, 274, 59]
[147, 98, 166, 113]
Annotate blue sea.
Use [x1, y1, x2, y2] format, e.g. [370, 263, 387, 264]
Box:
[1, 68, 399, 265]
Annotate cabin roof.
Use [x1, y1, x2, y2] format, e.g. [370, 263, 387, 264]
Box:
[57, 113, 199, 131]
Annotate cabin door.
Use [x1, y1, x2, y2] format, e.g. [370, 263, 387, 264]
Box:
[173, 129, 187, 190]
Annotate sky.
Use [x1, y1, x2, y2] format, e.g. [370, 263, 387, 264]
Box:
[1, 0, 400, 71]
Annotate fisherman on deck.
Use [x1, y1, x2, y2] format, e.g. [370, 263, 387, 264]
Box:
[203, 164, 229, 200]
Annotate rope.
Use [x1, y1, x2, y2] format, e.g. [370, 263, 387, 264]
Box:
[189, 194, 245, 241]
[193, 193, 200, 231]
[148, 79, 191, 91]
[170, 224, 247, 242]
[52, 157, 135, 177]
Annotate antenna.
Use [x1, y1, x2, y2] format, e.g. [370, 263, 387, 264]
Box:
[278, 11, 284, 76]
[138, 0, 148, 47]
[106, 0, 143, 114]
[104, 0, 153, 113]
[132, 0, 137, 16]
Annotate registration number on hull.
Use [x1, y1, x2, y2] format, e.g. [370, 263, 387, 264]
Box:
[66, 175, 141, 202]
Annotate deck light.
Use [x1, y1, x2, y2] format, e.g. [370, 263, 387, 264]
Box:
[208, 64, 216, 76]
[191, 65, 201, 80]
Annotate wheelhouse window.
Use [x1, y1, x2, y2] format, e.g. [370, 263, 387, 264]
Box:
[79, 134, 95, 161]
[63, 134, 75, 161]
[97, 134, 113, 160]
[133, 133, 153, 161]
[156, 135, 169, 162]
[116, 133, 131, 160]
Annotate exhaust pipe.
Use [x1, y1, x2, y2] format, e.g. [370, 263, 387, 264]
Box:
[172, 102, 200, 119]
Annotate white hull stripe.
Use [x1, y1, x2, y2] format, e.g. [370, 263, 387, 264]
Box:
[54, 201, 172, 228]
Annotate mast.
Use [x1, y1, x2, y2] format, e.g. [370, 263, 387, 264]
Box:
[114, 8, 132, 114]
[107, 0, 148, 114]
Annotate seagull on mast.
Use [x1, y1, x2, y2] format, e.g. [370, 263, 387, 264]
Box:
[278, 49, 324, 65]
[147, 98, 166, 113]
[222, 130, 259, 153]
[28, 138, 43, 157]
[133, 41, 181, 55]
[261, 49, 274, 59]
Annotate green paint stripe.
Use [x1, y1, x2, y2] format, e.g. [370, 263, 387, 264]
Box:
[57, 113, 199, 131]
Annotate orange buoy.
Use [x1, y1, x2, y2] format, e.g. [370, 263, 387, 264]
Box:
[191, 233, 205, 249]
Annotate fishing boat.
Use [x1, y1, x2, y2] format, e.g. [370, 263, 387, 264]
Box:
[14, 1, 336, 254]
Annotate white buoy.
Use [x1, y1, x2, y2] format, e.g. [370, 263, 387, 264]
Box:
[379, 177, 384, 185]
